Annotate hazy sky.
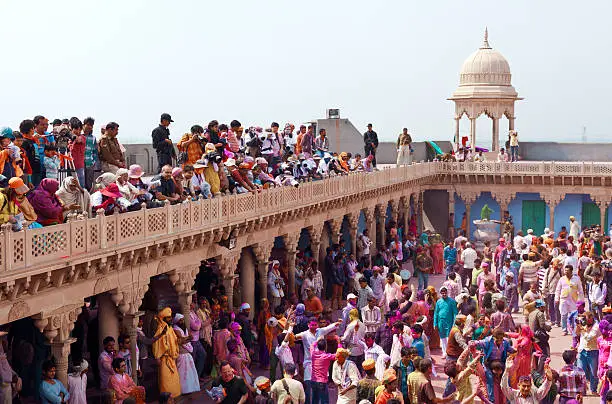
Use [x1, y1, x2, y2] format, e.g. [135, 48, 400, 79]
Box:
[2, 0, 611, 146]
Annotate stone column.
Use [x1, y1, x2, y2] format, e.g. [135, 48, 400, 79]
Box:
[399, 197, 409, 235]
[543, 193, 564, 235]
[363, 207, 377, 256]
[253, 242, 274, 307]
[35, 304, 82, 386]
[122, 313, 143, 383]
[454, 117, 460, 145]
[283, 235, 299, 295]
[169, 267, 197, 329]
[509, 116, 515, 131]
[598, 201, 610, 230]
[329, 218, 343, 246]
[375, 204, 387, 250]
[492, 192, 514, 238]
[448, 191, 455, 239]
[239, 249, 257, 320]
[308, 224, 324, 265]
[389, 200, 400, 225]
[492, 117, 499, 152]
[348, 211, 360, 257]
[219, 253, 240, 313]
[98, 292, 120, 350]
[470, 118, 477, 149]
[458, 192, 478, 237]
[417, 192, 424, 235]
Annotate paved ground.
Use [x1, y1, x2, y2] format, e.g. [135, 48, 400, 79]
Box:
[179, 274, 601, 403]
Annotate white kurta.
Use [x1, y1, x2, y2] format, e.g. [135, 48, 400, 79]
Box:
[332, 360, 360, 404]
[555, 275, 584, 315]
[67, 374, 87, 404]
[173, 326, 201, 394]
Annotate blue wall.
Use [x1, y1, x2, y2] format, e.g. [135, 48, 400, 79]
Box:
[453, 192, 500, 236]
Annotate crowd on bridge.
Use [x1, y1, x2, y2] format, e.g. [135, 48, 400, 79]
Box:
[0, 114, 395, 231]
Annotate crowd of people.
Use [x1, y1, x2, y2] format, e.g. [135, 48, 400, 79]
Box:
[0, 115, 391, 232]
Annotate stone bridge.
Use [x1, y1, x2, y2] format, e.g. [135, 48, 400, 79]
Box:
[2, 161, 612, 382]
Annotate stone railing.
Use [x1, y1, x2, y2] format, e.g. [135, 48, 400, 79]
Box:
[3, 160, 612, 276]
[435, 161, 612, 176]
[0, 163, 439, 275]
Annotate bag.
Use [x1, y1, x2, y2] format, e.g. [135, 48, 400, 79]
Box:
[281, 379, 293, 403]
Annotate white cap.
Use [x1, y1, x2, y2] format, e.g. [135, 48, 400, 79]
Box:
[267, 317, 279, 328]
[527, 229, 533, 234]
[347, 293, 357, 300]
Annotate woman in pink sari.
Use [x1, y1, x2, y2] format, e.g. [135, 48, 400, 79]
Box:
[508, 325, 541, 388]
[409, 214, 418, 237]
[108, 358, 145, 403]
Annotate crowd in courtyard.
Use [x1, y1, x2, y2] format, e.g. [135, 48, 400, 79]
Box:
[0, 114, 389, 231]
[0, 114, 610, 404]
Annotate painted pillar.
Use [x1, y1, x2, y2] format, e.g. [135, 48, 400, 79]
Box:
[98, 292, 120, 351]
[239, 249, 256, 320]
[470, 118, 477, 149]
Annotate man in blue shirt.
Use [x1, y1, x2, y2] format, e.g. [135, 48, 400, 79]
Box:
[410, 324, 426, 358]
[444, 244, 458, 274]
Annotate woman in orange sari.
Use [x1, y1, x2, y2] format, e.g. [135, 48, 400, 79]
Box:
[430, 238, 444, 275]
[507, 324, 542, 388]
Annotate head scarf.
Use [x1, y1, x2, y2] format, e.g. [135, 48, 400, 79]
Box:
[348, 308, 359, 323]
[40, 178, 60, 195]
[426, 286, 439, 302]
[56, 176, 91, 216]
[173, 313, 184, 324]
[95, 172, 117, 190]
[375, 354, 391, 381]
[158, 307, 172, 319]
[70, 359, 89, 377]
[519, 324, 534, 339]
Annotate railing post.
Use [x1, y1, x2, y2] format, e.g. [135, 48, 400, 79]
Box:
[1, 224, 11, 272]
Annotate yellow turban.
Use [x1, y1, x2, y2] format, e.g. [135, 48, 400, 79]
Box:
[349, 308, 359, 323]
[158, 307, 172, 319]
[336, 348, 350, 358]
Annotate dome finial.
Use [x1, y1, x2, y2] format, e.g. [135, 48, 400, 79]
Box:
[481, 27, 491, 49]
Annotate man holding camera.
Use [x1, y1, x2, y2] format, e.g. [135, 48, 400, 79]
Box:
[575, 311, 600, 395]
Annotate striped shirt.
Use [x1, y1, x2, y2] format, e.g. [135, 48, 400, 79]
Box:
[557, 365, 586, 398]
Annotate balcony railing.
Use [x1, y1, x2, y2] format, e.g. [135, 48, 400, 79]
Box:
[2, 160, 612, 275]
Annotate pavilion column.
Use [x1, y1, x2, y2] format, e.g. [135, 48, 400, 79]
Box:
[597, 200, 610, 230]
[239, 249, 257, 319]
[470, 118, 477, 149]
[283, 234, 299, 295]
[448, 191, 455, 239]
[400, 197, 409, 236]
[390, 200, 400, 226]
[35, 304, 83, 386]
[492, 117, 500, 152]
[254, 242, 274, 308]
[459, 192, 478, 238]
[509, 117, 515, 132]
[454, 117, 460, 145]
[219, 253, 240, 313]
[169, 266, 198, 329]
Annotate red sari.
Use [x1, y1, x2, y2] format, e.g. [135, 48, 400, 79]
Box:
[508, 325, 541, 388]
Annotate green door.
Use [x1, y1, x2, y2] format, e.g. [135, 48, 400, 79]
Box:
[522, 200, 546, 235]
[582, 202, 602, 227]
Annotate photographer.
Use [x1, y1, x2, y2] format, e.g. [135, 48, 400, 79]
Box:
[575, 311, 600, 395]
[177, 125, 205, 167]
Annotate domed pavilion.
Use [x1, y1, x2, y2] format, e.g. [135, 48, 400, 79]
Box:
[449, 28, 522, 151]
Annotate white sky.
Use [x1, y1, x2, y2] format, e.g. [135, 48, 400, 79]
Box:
[1, 0, 611, 144]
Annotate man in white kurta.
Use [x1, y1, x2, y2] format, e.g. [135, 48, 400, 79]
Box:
[555, 266, 584, 334]
[172, 313, 200, 394]
[570, 216, 581, 239]
[67, 359, 88, 404]
[332, 348, 360, 404]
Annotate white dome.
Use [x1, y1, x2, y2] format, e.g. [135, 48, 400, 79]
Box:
[451, 29, 519, 100]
